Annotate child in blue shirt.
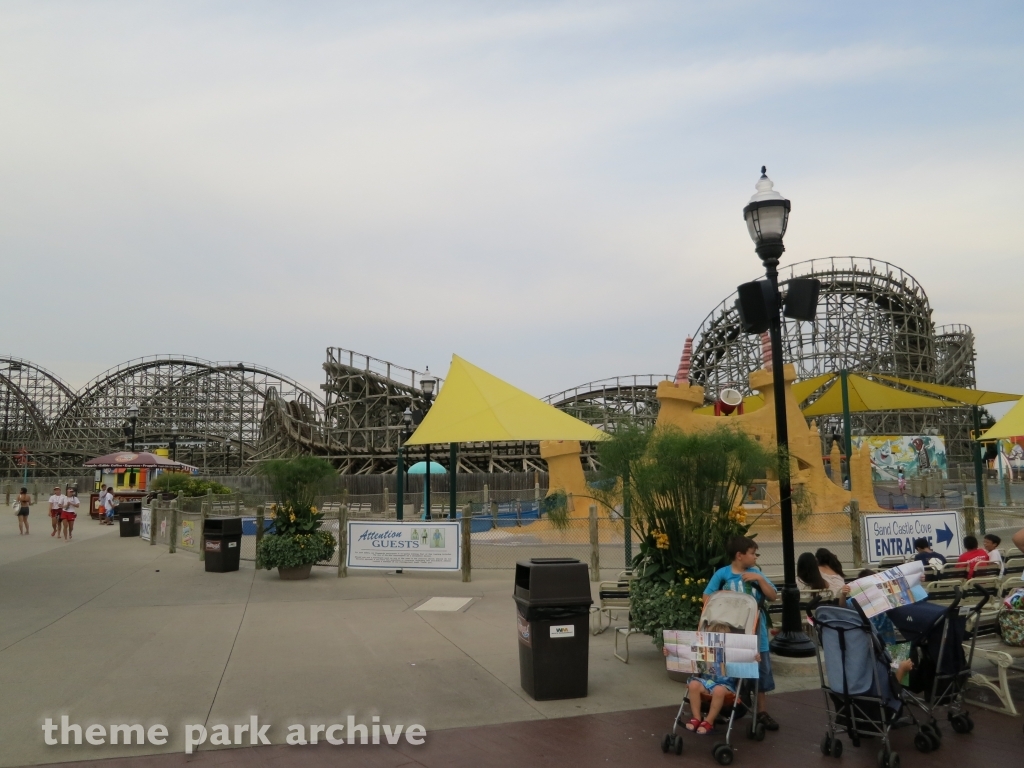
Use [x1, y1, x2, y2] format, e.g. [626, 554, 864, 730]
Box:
[704, 535, 780, 731]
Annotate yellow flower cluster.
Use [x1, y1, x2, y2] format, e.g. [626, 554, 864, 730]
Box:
[651, 530, 670, 550]
[729, 508, 747, 525]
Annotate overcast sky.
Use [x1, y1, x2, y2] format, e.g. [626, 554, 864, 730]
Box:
[3, 2, 1022, 411]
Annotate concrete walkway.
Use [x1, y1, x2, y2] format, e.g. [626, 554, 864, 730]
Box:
[0, 509, 813, 767]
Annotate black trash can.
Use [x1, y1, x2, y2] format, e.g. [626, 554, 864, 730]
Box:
[514, 557, 593, 700]
[118, 507, 142, 537]
[204, 517, 243, 573]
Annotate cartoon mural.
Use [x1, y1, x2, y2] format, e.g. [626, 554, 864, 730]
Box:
[851, 435, 948, 481]
[999, 437, 1024, 480]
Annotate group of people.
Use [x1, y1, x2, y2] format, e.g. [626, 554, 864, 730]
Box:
[796, 547, 847, 592]
[13, 485, 115, 540]
[13, 485, 81, 539]
[913, 533, 1005, 575]
[665, 535, 780, 736]
[48, 486, 81, 539]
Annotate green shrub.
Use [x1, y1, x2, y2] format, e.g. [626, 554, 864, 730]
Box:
[256, 530, 337, 570]
[629, 572, 708, 648]
[150, 473, 231, 497]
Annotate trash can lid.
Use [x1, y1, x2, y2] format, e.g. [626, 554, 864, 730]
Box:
[514, 558, 592, 606]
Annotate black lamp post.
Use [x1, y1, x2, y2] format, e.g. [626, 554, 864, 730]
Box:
[170, 424, 179, 463]
[419, 369, 437, 520]
[742, 167, 816, 657]
[125, 404, 139, 452]
[396, 407, 414, 521]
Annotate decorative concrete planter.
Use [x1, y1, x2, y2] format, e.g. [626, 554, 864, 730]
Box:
[277, 564, 313, 580]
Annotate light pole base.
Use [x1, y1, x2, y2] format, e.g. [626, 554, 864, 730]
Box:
[769, 629, 817, 658]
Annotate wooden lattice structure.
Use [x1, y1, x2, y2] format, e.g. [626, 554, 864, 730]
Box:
[688, 257, 978, 462]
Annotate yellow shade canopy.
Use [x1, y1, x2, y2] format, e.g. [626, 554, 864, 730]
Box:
[872, 374, 1020, 407]
[405, 355, 608, 445]
[792, 372, 839, 404]
[980, 398, 1024, 441]
[802, 373, 956, 417]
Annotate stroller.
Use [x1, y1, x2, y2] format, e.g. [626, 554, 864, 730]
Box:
[662, 592, 764, 765]
[812, 604, 932, 768]
[887, 586, 989, 735]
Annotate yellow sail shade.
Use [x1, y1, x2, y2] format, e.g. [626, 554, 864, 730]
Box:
[980, 398, 1024, 441]
[802, 374, 956, 417]
[405, 355, 608, 445]
[872, 374, 1020, 407]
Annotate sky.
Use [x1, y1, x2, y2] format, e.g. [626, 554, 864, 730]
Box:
[3, 1, 1023, 412]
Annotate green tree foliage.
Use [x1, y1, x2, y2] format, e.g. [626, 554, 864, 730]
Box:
[597, 423, 773, 584]
[260, 456, 336, 512]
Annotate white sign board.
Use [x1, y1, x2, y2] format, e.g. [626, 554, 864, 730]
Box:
[861, 510, 963, 565]
[140, 507, 152, 542]
[347, 521, 461, 571]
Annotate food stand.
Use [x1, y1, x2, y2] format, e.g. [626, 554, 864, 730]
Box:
[83, 451, 196, 520]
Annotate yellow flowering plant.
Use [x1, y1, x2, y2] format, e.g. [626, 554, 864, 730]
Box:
[595, 423, 772, 645]
[256, 457, 337, 569]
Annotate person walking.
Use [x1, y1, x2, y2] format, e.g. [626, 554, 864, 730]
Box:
[62, 487, 80, 540]
[48, 485, 65, 537]
[101, 486, 116, 525]
[15, 487, 32, 535]
[897, 467, 906, 494]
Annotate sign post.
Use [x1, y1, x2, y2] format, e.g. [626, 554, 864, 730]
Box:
[860, 510, 963, 565]
[347, 520, 461, 571]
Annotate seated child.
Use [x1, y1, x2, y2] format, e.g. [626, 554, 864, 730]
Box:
[663, 621, 753, 735]
[957, 535, 989, 577]
[983, 534, 1004, 574]
[841, 572, 913, 684]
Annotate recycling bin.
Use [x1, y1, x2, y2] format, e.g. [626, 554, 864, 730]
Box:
[118, 508, 142, 537]
[204, 517, 243, 573]
[514, 557, 593, 700]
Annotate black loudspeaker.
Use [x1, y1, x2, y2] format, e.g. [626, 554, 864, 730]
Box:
[736, 280, 772, 334]
[783, 278, 821, 322]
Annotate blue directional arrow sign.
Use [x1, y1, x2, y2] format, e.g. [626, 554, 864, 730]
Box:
[935, 523, 954, 548]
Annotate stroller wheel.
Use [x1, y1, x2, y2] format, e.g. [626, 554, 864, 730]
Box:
[713, 743, 734, 766]
[965, 714, 974, 732]
[674, 734, 684, 755]
[888, 752, 900, 768]
[949, 714, 970, 734]
[821, 734, 833, 755]
[922, 722, 941, 741]
[914, 732, 932, 753]
[830, 738, 843, 758]
[748, 722, 765, 742]
[661, 734, 671, 753]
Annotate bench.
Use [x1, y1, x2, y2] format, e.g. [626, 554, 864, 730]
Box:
[591, 572, 638, 663]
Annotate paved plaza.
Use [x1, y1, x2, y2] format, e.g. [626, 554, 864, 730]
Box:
[1, 503, 816, 767]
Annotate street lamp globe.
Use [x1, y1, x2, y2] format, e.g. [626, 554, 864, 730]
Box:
[743, 166, 791, 264]
[402, 407, 414, 430]
[420, 368, 437, 398]
[127, 403, 140, 421]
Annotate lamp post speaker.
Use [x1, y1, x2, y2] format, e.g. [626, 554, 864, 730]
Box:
[783, 278, 821, 322]
[736, 280, 772, 334]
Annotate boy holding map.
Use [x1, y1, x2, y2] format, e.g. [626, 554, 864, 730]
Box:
[703, 536, 779, 732]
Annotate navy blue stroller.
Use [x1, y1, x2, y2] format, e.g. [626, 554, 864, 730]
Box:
[812, 604, 931, 768]
[887, 586, 988, 736]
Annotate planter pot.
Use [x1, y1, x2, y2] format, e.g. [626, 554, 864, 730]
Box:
[277, 564, 313, 580]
